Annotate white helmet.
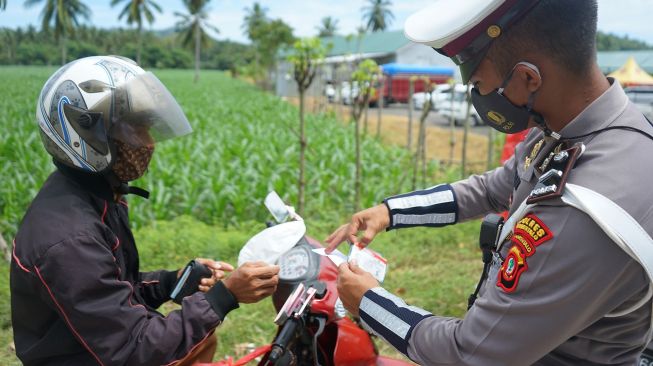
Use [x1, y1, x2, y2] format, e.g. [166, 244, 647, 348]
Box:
[36, 55, 192, 173]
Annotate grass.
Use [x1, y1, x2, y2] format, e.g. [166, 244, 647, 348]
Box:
[0, 66, 490, 364]
[0, 216, 482, 364]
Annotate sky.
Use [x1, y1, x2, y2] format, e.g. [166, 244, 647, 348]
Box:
[1, 0, 652, 45]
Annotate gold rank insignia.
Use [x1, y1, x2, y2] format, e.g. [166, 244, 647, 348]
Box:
[524, 138, 545, 170]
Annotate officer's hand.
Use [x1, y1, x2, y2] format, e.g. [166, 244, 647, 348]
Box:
[337, 261, 379, 317]
[222, 261, 280, 304]
[324, 204, 390, 253]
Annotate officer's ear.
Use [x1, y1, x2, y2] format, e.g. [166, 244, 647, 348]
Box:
[516, 63, 542, 93]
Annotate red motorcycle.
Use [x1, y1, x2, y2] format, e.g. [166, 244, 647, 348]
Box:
[205, 194, 413, 366]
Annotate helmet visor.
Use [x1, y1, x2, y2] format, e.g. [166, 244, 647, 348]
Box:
[97, 72, 192, 147]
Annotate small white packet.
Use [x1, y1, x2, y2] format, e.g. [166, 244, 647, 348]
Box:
[312, 248, 348, 267]
[349, 245, 387, 283]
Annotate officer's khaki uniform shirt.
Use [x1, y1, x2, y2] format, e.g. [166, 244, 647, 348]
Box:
[360, 79, 653, 365]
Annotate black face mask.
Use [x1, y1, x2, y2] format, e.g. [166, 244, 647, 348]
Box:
[471, 62, 545, 134]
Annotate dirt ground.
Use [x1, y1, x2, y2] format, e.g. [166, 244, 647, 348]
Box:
[285, 96, 493, 173]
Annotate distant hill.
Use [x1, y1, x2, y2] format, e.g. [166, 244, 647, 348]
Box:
[597, 31, 653, 51]
[0, 25, 253, 70]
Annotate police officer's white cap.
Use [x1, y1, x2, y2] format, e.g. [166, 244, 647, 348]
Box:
[405, 0, 541, 83]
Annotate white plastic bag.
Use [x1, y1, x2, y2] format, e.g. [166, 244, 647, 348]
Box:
[237, 220, 306, 266]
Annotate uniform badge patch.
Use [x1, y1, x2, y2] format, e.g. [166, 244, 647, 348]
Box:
[497, 214, 553, 293]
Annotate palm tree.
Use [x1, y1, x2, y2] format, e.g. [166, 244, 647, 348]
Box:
[1, 29, 16, 62]
[175, 0, 218, 83]
[361, 0, 394, 32]
[24, 0, 91, 65]
[242, 2, 268, 77]
[111, 0, 162, 65]
[1, 0, 7, 10]
[242, 2, 267, 41]
[316, 16, 338, 38]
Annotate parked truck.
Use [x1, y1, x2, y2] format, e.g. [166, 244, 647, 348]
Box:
[372, 63, 455, 106]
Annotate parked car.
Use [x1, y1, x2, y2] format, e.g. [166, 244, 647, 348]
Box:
[340, 81, 359, 105]
[625, 86, 653, 120]
[412, 91, 432, 110]
[325, 83, 336, 103]
[412, 84, 453, 110]
[438, 87, 483, 126]
[432, 84, 469, 111]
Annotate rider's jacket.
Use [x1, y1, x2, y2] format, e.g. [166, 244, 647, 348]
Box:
[11, 164, 238, 365]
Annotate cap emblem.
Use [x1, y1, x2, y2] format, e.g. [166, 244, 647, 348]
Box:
[487, 25, 502, 38]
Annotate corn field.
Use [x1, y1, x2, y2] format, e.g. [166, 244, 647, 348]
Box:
[0, 67, 444, 238]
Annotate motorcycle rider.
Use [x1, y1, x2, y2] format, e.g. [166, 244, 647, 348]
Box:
[10, 55, 280, 365]
[327, 0, 653, 364]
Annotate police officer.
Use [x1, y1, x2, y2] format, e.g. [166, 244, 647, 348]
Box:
[326, 0, 653, 364]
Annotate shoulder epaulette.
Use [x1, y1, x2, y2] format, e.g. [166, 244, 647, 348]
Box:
[527, 143, 585, 204]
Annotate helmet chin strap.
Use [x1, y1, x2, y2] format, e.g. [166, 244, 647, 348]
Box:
[103, 170, 150, 199]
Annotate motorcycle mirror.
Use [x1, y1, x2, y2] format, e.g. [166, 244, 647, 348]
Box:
[265, 191, 291, 223]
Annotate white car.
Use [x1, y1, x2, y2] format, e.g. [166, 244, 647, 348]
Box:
[325, 84, 336, 103]
[437, 88, 483, 126]
[411, 92, 432, 110]
[411, 84, 455, 110]
[340, 81, 360, 105]
[625, 86, 653, 120]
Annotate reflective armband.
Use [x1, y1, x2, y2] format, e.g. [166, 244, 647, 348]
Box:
[359, 287, 433, 357]
[383, 184, 458, 229]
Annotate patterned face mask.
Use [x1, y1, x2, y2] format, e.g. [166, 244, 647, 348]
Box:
[111, 139, 155, 182]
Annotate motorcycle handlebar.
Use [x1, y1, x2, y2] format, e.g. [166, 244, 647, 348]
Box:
[266, 317, 302, 365]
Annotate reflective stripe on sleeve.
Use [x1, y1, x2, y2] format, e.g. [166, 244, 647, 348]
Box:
[384, 184, 458, 229]
[359, 287, 433, 357]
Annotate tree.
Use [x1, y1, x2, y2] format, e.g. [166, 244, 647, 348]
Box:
[316, 16, 338, 38]
[287, 37, 328, 215]
[351, 59, 380, 210]
[0, 0, 6, 10]
[1, 28, 17, 63]
[24, 0, 91, 65]
[413, 78, 432, 189]
[111, 0, 162, 65]
[596, 31, 653, 51]
[243, 3, 288, 87]
[175, 0, 218, 83]
[361, 0, 394, 32]
[242, 2, 267, 41]
[242, 9, 294, 89]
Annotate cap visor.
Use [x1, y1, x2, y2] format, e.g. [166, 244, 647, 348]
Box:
[459, 56, 483, 84]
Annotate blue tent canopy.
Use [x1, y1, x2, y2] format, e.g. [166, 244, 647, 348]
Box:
[381, 63, 455, 77]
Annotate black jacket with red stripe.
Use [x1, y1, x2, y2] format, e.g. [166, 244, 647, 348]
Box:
[10, 164, 238, 365]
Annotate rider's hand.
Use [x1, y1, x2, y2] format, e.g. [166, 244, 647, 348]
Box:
[324, 204, 390, 253]
[198, 259, 234, 292]
[176, 258, 235, 293]
[337, 261, 379, 317]
[222, 261, 280, 304]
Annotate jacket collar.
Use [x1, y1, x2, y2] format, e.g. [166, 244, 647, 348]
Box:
[54, 161, 116, 202]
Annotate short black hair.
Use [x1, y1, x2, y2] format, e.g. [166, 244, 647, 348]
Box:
[487, 0, 598, 78]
